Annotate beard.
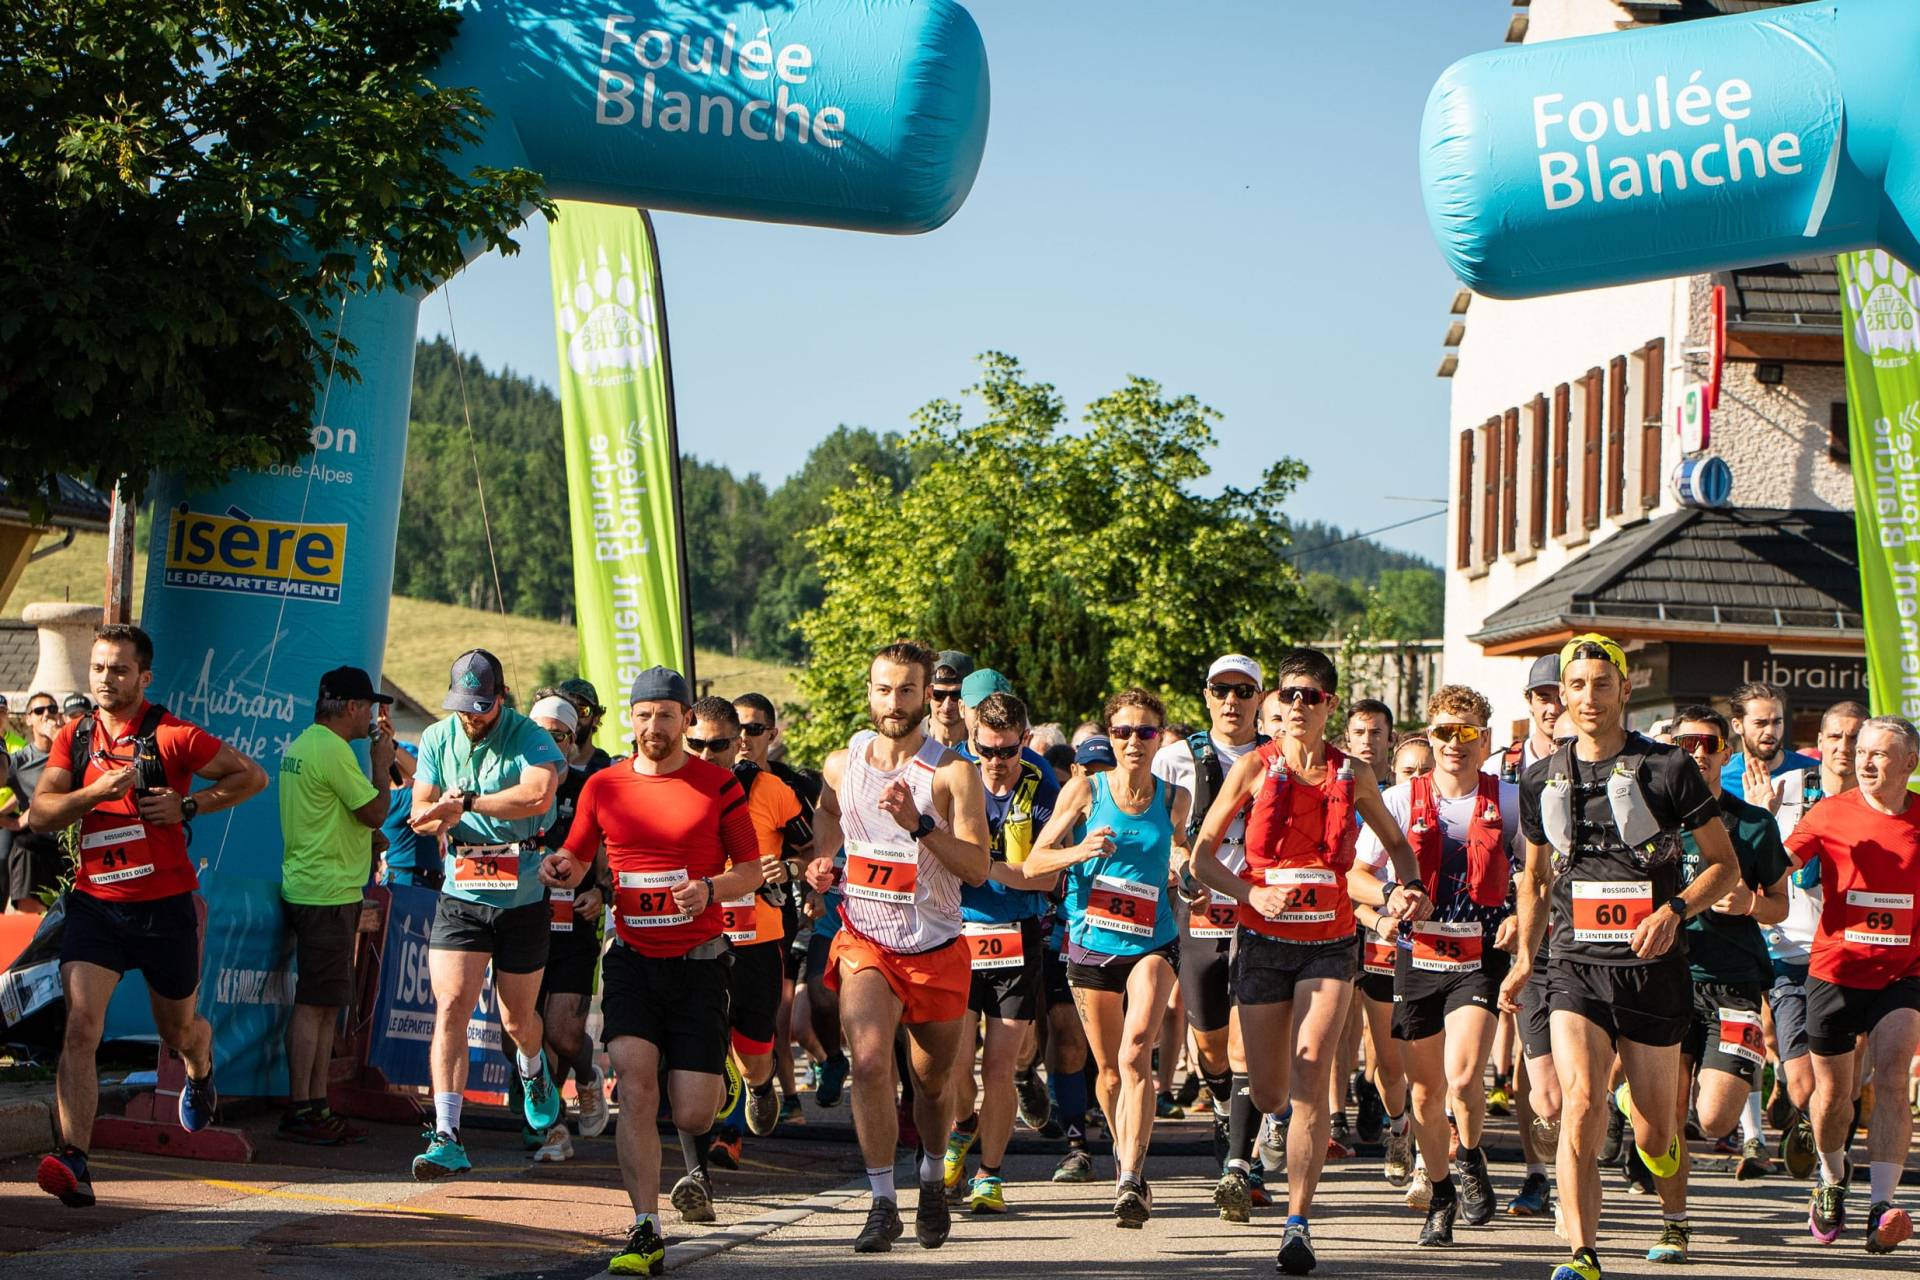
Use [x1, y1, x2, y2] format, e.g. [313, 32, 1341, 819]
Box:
[637, 732, 676, 762]
[871, 708, 923, 741]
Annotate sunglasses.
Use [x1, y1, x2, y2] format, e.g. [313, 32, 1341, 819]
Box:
[547, 727, 574, 746]
[1675, 732, 1727, 754]
[973, 742, 1021, 760]
[1274, 686, 1329, 707]
[1207, 682, 1260, 701]
[739, 722, 772, 737]
[1427, 723, 1484, 745]
[26, 705, 57, 716]
[1108, 725, 1162, 742]
[929, 689, 963, 703]
[686, 736, 734, 752]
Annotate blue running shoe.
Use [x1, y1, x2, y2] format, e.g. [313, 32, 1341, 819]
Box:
[522, 1063, 563, 1132]
[816, 1052, 850, 1108]
[178, 1071, 218, 1133]
[412, 1128, 472, 1180]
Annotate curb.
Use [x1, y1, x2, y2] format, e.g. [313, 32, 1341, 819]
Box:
[585, 1178, 868, 1277]
[0, 1096, 54, 1160]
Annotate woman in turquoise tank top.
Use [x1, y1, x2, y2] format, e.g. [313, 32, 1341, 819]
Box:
[1028, 689, 1191, 1229]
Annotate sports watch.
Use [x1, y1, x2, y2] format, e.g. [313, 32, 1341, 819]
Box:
[1665, 894, 1687, 920]
[911, 812, 937, 842]
[181, 795, 199, 822]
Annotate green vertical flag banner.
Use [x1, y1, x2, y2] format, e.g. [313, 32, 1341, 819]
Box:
[550, 202, 694, 750]
[1838, 250, 1920, 720]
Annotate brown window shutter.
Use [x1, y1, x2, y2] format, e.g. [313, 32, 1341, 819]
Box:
[1501, 408, 1520, 554]
[1529, 393, 1548, 548]
[1552, 383, 1570, 538]
[1606, 354, 1628, 517]
[1829, 401, 1850, 466]
[1482, 417, 1502, 560]
[1640, 339, 1665, 506]
[1456, 429, 1475, 569]
[1582, 368, 1603, 530]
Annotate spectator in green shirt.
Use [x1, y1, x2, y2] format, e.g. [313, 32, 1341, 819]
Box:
[278, 666, 395, 1145]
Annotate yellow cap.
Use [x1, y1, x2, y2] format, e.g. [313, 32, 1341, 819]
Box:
[1558, 632, 1628, 678]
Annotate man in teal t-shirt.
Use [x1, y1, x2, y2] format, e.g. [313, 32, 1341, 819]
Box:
[278, 666, 395, 1144]
[407, 649, 565, 1180]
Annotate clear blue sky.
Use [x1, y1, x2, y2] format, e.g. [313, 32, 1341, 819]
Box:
[422, 2, 1503, 562]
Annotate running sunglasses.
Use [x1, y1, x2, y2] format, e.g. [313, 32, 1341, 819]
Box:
[1674, 732, 1727, 754]
[686, 736, 734, 752]
[739, 722, 772, 737]
[1108, 725, 1163, 742]
[972, 742, 1021, 760]
[546, 727, 573, 746]
[1274, 686, 1329, 707]
[1207, 682, 1260, 701]
[1427, 723, 1484, 745]
[929, 689, 964, 703]
[26, 703, 57, 716]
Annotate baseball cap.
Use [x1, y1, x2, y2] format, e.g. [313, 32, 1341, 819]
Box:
[528, 695, 580, 731]
[1559, 632, 1629, 678]
[442, 649, 505, 714]
[318, 665, 394, 705]
[556, 677, 603, 713]
[1524, 652, 1561, 693]
[960, 668, 1013, 708]
[1075, 736, 1117, 769]
[628, 665, 692, 707]
[1206, 654, 1264, 687]
[61, 693, 91, 715]
[933, 650, 975, 682]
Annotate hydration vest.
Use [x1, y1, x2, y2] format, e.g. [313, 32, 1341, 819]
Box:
[1536, 733, 1678, 871]
[1185, 730, 1268, 839]
[1243, 741, 1358, 874]
[70, 704, 171, 794]
[1407, 771, 1510, 908]
[990, 762, 1043, 865]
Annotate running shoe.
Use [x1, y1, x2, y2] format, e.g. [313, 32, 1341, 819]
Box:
[745, 1082, 780, 1137]
[966, 1173, 1006, 1214]
[1052, 1148, 1094, 1183]
[1355, 1075, 1386, 1144]
[1406, 1166, 1433, 1212]
[577, 1066, 611, 1138]
[1176, 1071, 1203, 1110]
[1623, 1143, 1655, 1196]
[1736, 1138, 1771, 1181]
[609, 1220, 666, 1276]
[1487, 1082, 1514, 1117]
[1601, 1100, 1626, 1164]
[815, 1052, 850, 1108]
[533, 1123, 574, 1163]
[1258, 1113, 1288, 1173]
[1214, 1167, 1253, 1224]
[1810, 1158, 1850, 1243]
[1328, 1113, 1355, 1159]
[1113, 1175, 1151, 1228]
[522, 1062, 563, 1133]
[707, 1131, 742, 1171]
[1277, 1220, 1317, 1275]
[1782, 1112, 1816, 1180]
[1247, 1164, 1272, 1208]
[1508, 1170, 1551, 1217]
[1016, 1070, 1052, 1131]
[943, 1125, 977, 1191]
[1867, 1200, 1912, 1254]
[1418, 1193, 1458, 1246]
[916, 1178, 952, 1247]
[1457, 1148, 1495, 1226]
[853, 1197, 903, 1253]
[671, 1170, 716, 1224]
[1383, 1122, 1413, 1188]
[1713, 1132, 1741, 1155]
[1212, 1110, 1231, 1168]
[322, 1110, 368, 1144]
[778, 1093, 804, 1126]
[178, 1070, 218, 1133]
[1551, 1250, 1603, 1280]
[36, 1147, 94, 1208]
[1647, 1220, 1690, 1263]
[411, 1128, 471, 1180]
[277, 1109, 342, 1146]
[1156, 1090, 1185, 1120]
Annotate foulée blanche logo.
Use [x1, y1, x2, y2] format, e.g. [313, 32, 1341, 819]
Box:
[557, 246, 655, 382]
[1849, 251, 1920, 370]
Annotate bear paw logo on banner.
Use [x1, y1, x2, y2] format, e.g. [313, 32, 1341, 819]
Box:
[1848, 250, 1920, 370]
[557, 247, 655, 383]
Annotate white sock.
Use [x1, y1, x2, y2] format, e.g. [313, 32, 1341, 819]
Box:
[1872, 1161, 1902, 1203]
[434, 1091, 463, 1136]
[1527, 1161, 1548, 1176]
[918, 1151, 941, 1184]
[634, 1211, 659, 1233]
[1819, 1149, 1847, 1185]
[1415, 1153, 1427, 1175]
[868, 1165, 896, 1201]
[1389, 1110, 1409, 1135]
[1740, 1090, 1764, 1144]
[1226, 1157, 1250, 1174]
[516, 1048, 544, 1078]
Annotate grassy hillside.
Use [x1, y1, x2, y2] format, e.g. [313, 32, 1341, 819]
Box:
[7, 532, 801, 708]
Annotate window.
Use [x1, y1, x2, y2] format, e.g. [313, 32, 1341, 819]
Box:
[1502, 407, 1520, 555]
[1606, 354, 1628, 517]
[1640, 339, 1665, 507]
[1552, 383, 1570, 537]
[1482, 416, 1502, 563]
[1456, 428, 1475, 570]
[1830, 401, 1850, 466]
[1582, 367, 1603, 531]
[1529, 393, 1548, 548]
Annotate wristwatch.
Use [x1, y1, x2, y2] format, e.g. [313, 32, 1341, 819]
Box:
[1666, 894, 1688, 920]
[461, 791, 477, 813]
[181, 795, 199, 823]
[911, 812, 937, 842]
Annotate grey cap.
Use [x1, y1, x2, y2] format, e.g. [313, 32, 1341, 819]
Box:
[933, 650, 974, 682]
[1525, 652, 1561, 692]
[443, 649, 505, 714]
[628, 665, 692, 707]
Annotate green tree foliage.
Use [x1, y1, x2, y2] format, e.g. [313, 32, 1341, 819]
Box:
[1, 2, 547, 508]
[1287, 519, 1440, 583]
[786, 354, 1320, 761]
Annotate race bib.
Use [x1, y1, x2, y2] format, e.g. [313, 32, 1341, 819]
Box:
[1361, 935, 1398, 977]
[844, 840, 919, 905]
[1842, 889, 1914, 948]
[1087, 874, 1160, 937]
[452, 844, 519, 893]
[1717, 1006, 1766, 1065]
[721, 894, 764, 944]
[1410, 920, 1484, 972]
[964, 921, 1025, 971]
[1571, 880, 1652, 944]
[617, 868, 691, 929]
[548, 887, 574, 933]
[1188, 891, 1238, 940]
[1263, 866, 1339, 925]
[79, 820, 154, 886]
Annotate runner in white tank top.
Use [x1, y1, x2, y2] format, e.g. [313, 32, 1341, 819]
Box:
[839, 728, 963, 952]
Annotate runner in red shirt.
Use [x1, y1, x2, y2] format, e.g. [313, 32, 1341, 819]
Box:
[28, 625, 267, 1209]
[541, 666, 761, 1277]
[1783, 715, 1920, 1255]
